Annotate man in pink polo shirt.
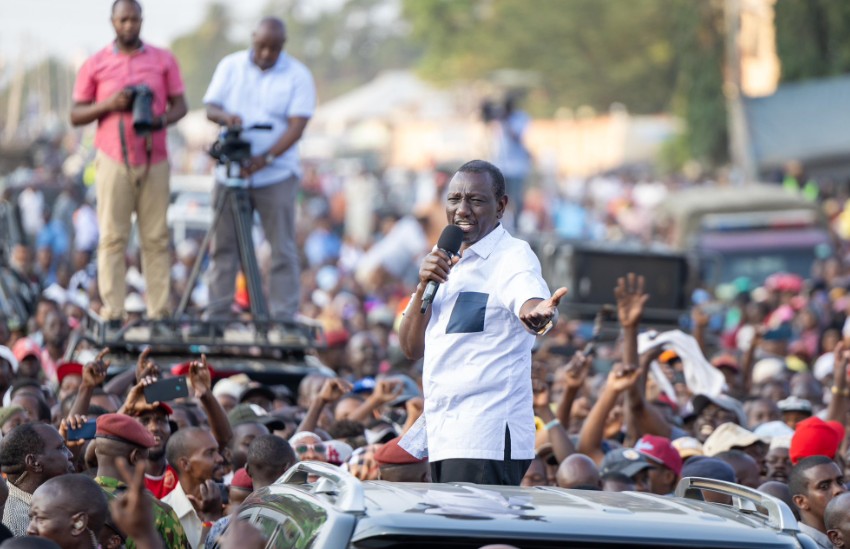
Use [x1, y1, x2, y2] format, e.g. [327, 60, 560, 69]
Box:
[70, 0, 187, 326]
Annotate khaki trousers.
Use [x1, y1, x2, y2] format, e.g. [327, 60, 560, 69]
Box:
[95, 151, 171, 320]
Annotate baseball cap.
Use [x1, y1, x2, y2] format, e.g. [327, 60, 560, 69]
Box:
[671, 437, 704, 460]
[212, 377, 247, 402]
[227, 403, 285, 431]
[702, 422, 766, 456]
[753, 420, 794, 440]
[635, 435, 683, 477]
[752, 358, 785, 385]
[681, 456, 735, 483]
[777, 396, 812, 415]
[599, 448, 652, 478]
[56, 362, 84, 385]
[12, 338, 41, 362]
[689, 394, 748, 428]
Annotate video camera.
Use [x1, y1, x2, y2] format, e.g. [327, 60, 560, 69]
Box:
[208, 124, 272, 165]
[125, 84, 155, 134]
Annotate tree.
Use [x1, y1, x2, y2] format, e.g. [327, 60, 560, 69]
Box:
[775, 0, 850, 82]
[264, 0, 423, 100]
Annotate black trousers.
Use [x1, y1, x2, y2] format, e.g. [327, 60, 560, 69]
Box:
[430, 426, 531, 486]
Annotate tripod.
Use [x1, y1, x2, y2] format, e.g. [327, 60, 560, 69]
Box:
[174, 159, 268, 321]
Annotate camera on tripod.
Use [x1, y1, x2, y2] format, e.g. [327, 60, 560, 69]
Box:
[208, 123, 273, 166]
[209, 126, 252, 164]
[125, 84, 155, 134]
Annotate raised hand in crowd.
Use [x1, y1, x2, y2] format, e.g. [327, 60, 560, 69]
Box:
[111, 457, 165, 549]
[58, 414, 89, 452]
[136, 347, 161, 382]
[118, 376, 160, 417]
[556, 351, 592, 432]
[188, 354, 233, 448]
[297, 377, 353, 434]
[345, 378, 404, 424]
[187, 354, 213, 399]
[68, 347, 110, 418]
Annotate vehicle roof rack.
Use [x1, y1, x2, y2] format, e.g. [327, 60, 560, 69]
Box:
[68, 310, 326, 360]
[675, 476, 799, 532]
[278, 461, 365, 514]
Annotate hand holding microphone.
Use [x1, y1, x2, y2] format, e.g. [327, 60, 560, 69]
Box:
[419, 225, 465, 314]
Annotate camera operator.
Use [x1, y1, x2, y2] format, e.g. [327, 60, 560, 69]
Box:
[203, 17, 315, 321]
[70, 0, 187, 326]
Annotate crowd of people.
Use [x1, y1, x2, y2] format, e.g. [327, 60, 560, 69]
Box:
[2, 2, 850, 549]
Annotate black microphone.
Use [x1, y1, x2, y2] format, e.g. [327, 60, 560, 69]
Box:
[421, 225, 464, 314]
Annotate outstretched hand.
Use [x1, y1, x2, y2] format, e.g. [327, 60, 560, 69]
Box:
[520, 287, 567, 333]
[614, 274, 649, 329]
[606, 362, 643, 393]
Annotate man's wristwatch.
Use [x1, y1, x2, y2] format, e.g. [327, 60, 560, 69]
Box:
[264, 153, 276, 165]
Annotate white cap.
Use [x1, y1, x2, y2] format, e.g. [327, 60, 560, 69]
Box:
[212, 377, 245, 401]
[813, 353, 835, 381]
[124, 293, 146, 314]
[42, 284, 68, 307]
[752, 358, 786, 385]
[753, 420, 795, 440]
[0, 346, 19, 373]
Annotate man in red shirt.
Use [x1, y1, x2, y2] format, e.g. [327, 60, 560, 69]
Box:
[70, 0, 187, 324]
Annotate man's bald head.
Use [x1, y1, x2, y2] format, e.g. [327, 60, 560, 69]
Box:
[256, 17, 286, 36]
[556, 454, 600, 489]
[251, 17, 286, 70]
[826, 492, 850, 547]
[31, 474, 109, 536]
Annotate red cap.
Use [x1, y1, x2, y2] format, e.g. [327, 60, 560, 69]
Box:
[635, 435, 683, 477]
[790, 416, 845, 464]
[170, 361, 216, 378]
[654, 393, 679, 414]
[96, 413, 156, 448]
[56, 362, 84, 385]
[711, 354, 739, 371]
[325, 329, 350, 348]
[374, 436, 426, 466]
[230, 468, 253, 490]
[12, 338, 41, 362]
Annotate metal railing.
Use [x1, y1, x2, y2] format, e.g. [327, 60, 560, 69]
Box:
[279, 461, 366, 514]
[675, 476, 799, 532]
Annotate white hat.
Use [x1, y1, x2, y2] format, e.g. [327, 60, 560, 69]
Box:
[124, 293, 146, 314]
[769, 435, 792, 451]
[42, 284, 68, 307]
[703, 422, 766, 456]
[813, 353, 835, 381]
[0, 346, 19, 373]
[753, 420, 795, 440]
[752, 358, 786, 385]
[212, 377, 245, 401]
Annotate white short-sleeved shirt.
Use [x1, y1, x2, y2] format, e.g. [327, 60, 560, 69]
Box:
[422, 224, 550, 462]
[203, 50, 315, 187]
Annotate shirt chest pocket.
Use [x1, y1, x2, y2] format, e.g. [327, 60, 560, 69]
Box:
[446, 291, 488, 334]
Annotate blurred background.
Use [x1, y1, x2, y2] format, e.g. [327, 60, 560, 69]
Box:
[2, 0, 850, 327]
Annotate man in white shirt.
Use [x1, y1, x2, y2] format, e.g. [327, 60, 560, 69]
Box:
[203, 17, 315, 320]
[399, 159, 566, 485]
